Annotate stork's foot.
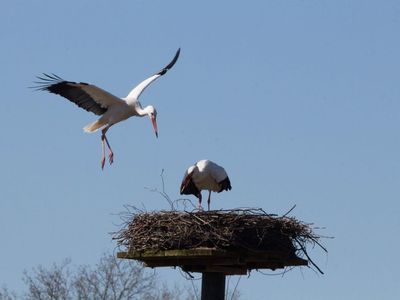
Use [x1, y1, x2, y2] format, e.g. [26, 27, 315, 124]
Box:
[108, 152, 114, 165]
[101, 157, 106, 170]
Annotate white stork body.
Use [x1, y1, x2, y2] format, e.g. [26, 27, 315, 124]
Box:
[83, 100, 148, 133]
[180, 160, 232, 210]
[36, 48, 180, 169]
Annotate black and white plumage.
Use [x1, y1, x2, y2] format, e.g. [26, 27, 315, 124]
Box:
[35, 48, 180, 169]
[180, 160, 232, 210]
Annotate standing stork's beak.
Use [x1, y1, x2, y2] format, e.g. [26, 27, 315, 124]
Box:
[151, 115, 158, 138]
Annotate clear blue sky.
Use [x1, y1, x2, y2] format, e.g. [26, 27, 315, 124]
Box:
[1, 0, 399, 298]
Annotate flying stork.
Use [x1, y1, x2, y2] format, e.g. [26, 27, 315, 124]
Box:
[180, 160, 232, 210]
[35, 48, 180, 169]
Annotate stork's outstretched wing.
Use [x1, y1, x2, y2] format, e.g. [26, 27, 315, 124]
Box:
[125, 48, 180, 101]
[35, 74, 124, 115]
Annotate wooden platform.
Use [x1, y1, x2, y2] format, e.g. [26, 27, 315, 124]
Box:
[117, 247, 308, 275]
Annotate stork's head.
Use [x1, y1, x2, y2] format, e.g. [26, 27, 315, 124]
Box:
[147, 106, 158, 138]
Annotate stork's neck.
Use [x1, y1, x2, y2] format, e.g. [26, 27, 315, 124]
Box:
[123, 98, 155, 117]
[133, 102, 151, 117]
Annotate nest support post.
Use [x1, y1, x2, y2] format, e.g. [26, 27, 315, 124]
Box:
[118, 248, 308, 299]
[201, 272, 225, 300]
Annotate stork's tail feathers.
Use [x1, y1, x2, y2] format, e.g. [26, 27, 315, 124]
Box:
[218, 177, 232, 193]
[83, 120, 108, 133]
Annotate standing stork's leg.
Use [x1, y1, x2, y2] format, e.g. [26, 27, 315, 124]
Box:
[198, 193, 203, 210]
[207, 191, 212, 211]
[101, 128, 114, 169]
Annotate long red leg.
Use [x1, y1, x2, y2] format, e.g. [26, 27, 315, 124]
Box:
[104, 135, 113, 165]
[207, 191, 211, 211]
[101, 134, 106, 170]
[198, 193, 203, 210]
[101, 128, 113, 169]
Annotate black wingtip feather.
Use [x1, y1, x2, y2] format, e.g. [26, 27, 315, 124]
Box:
[32, 74, 107, 115]
[157, 48, 181, 76]
[218, 177, 232, 193]
[30, 73, 65, 91]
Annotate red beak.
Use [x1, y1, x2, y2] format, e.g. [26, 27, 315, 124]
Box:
[151, 116, 158, 138]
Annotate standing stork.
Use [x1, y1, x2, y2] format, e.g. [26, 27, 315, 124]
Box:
[35, 48, 180, 169]
[180, 160, 232, 210]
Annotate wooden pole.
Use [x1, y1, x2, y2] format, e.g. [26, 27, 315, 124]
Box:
[201, 272, 226, 300]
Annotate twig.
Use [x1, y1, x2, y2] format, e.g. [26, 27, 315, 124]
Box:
[295, 238, 324, 275]
[282, 204, 296, 217]
[230, 276, 241, 300]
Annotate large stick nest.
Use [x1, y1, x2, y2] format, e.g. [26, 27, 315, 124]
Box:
[114, 207, 326, 271]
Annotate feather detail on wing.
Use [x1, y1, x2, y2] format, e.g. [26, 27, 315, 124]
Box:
[125, 74, 161, 102]
[34, 73, 123, 116]
[125, 48, 180, 101]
